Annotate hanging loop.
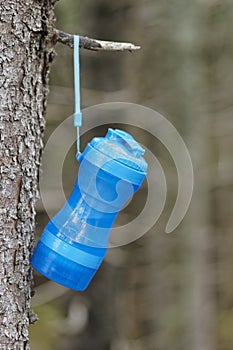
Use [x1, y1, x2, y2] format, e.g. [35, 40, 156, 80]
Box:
[73, 35, 82, 154]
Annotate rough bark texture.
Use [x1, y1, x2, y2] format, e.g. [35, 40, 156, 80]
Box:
[0, 1, 56, 348]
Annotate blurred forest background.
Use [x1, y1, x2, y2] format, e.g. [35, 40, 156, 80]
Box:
[30, 1, 233, 349]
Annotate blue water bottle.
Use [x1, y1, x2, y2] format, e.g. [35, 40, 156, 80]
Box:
[31, 128, 148, 291]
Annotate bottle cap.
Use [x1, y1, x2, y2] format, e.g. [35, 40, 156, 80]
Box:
[77, 129, 147, 185]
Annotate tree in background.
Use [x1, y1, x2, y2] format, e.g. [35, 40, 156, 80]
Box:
[50, 1, 233, 350]
[0, 1, 56, 348]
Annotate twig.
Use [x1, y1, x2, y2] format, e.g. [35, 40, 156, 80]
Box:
[53, 29, 141, 52]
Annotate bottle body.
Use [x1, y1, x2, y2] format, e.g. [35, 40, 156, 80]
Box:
[31, 129, 147, 291]
[31, 159, 140, 291]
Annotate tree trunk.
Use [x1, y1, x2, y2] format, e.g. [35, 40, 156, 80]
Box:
[0, 1, 56, 348]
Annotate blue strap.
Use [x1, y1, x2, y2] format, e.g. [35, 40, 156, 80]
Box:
[73, 35, 82, 154]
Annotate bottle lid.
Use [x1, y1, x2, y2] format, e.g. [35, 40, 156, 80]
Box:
[77, 128, 148, 185]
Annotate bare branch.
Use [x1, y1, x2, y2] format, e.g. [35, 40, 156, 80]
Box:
[53, 29, 141, 52]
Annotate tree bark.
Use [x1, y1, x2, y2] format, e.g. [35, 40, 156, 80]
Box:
[0, 1, 56, 348]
